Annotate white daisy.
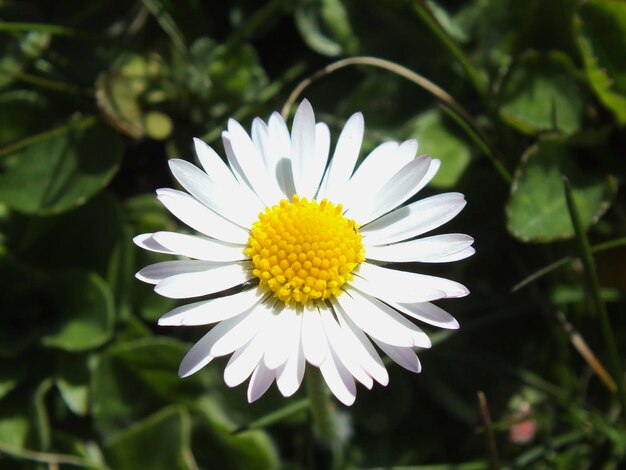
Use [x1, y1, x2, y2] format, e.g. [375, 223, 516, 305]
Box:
[135, 99, 473, 406]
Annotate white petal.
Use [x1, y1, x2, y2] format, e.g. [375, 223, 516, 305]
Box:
[365, 234, 475, 263]
[346, 156, 431, 225]
[361, 192, 467, 245]
[334, 306, 389, 386]
[252, 118, 283, 196]
[178, 312, 255, 377]
[276, 315, 305, 397]
[268, 112, 295, 197]
[154, 263, 252, 299]
[136, 260, 218, 284]
[158, 288, 265, 326]
[222, 131, 250, 189]
[343, 140, 417, 213]
[344, 141, 400, 199]
[372, 339, 422, 373]
[386, 301, 460, 329]
[248, 362, 275, 403]
[168, 159, 261, 227]
[320, 348, 356, 406]
[227, 119, 283, 206]
[322, 112, 364, 201]
[332, 292, 413, 348]
[290, 100, 318, 199]
[224, 329, 268, 388]
[133, 233, 174, 254]
[156, 188, 249, 244]
[152, 231, 246, 262]
[342, 288, 431, 348]
[417, 158, 441, 193]
[209, 301, 272, 357]
[193, 138, 239, 187]
[320, 309, 373, 389]
[264, 307, 299, 370]
[312, 123, 331, 194]
[352, 262, 469, 303]
[301, 304, 328, 367]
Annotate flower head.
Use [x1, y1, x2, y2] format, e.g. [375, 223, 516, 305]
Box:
[135, 100, 473, 405]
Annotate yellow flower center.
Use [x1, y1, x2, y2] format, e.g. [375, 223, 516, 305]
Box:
[245, 195, 365, 305]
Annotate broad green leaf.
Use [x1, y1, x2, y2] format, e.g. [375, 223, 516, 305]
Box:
[0, 391, 31, 449]
[41, 270, 115, 351]
[0, 120, 122, 215]
[499, 51, 586, 135]
[576, 0, 626, 125]
[56, 353, 93, 416]
[0, 90, 49, 147]
[294, 0, 359, 57]
[191, 397, 279, 470]
[91, 337, 213, 438]
[0, 254, 48, 356]
[506, 137, 616, 242]
[14, 192, 125, 277]
[404, 109, 473, 188]
[105, 406, 196, 470]
[0, 31, 50, 88]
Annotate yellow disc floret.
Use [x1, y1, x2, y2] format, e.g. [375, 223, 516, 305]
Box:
[245, 195, 365, 305]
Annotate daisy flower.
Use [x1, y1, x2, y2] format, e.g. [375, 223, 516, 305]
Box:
[135, 100, 473, 406]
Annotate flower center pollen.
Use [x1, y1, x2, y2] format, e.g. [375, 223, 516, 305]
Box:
[245, 195, 365, 305]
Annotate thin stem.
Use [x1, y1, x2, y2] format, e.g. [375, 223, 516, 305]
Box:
[306, 368, 336, 445]
[233, 398, 310, 433]
[0, 67, 93, 96]
[562, 177, 624, 408]
[0, 115, 98, 158]
[439, 105, 511, 184]
[281, 56, 510, 184]
[141, 0, 187, 54]
[554, 310, 617, 393]
[0, 441, 98, 468]
[412, 0, 488, 98]
[477, 391, 500, 470]
[0, 21, 102, 42]
[511, 236, 626, 293]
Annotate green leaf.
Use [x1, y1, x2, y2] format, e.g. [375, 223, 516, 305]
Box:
[0, 90, 49, 147]
[404, 108, 473, 188]
[14, 192, 126, 277]
[191, 397, 279, 470]
[0, 390, 31, 449]
[91, 337, 214, 438]
[105, 406, 196, 470]
[0, 372, 19, 401]
[294, 0, 359, 57]
[41, 270, 115, 351]
[56, 353, 93, 416]
[506, 137, 616, 242]
[576, 0, 626, 125]
[499, 51, 587, 135]
[0, 30, 50, 88]
[0, 253, 49, 357]
[0, 120, 122, 215]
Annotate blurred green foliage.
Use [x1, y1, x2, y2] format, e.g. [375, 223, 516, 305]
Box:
[1, 0, 626, 468]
